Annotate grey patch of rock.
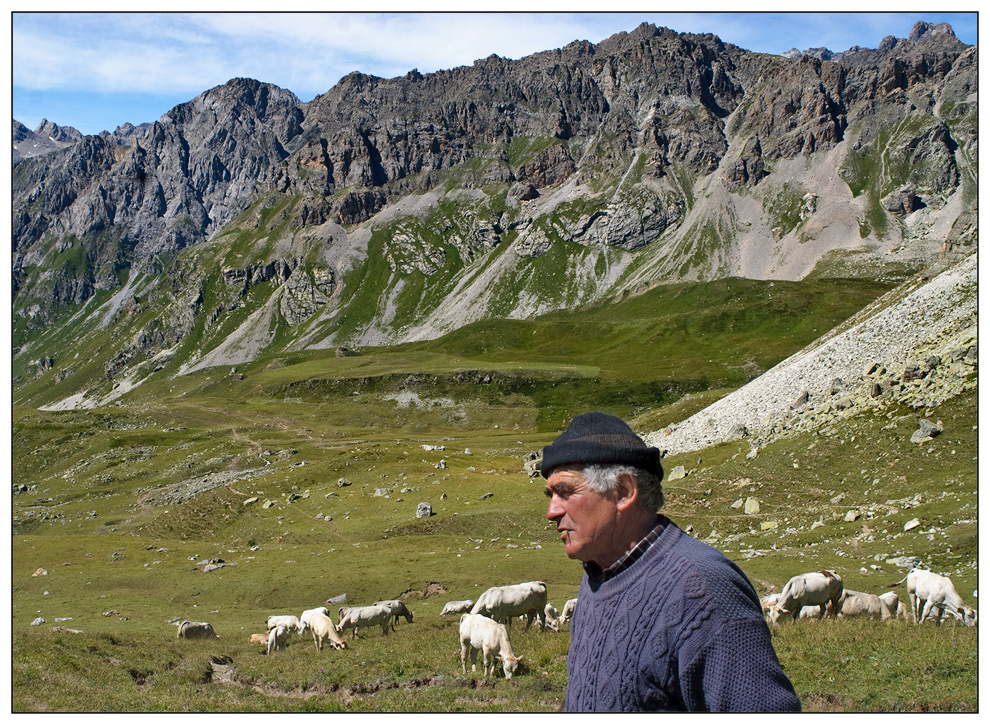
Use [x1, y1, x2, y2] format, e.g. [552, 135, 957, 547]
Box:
[885, 556, 922, 570]
[646, 253, 976, 454]
[140, 466, 275, 507]
[911, 418, 943, 443]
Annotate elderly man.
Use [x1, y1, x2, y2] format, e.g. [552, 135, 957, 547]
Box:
[542, 412, 800, 712]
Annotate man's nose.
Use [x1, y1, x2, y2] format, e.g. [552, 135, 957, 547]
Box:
[546, 495, 562, 521]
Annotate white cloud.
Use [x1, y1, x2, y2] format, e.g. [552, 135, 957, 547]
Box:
[11, 12, 651, 99]
[11, 10, 978, 134]
[13, 11, 978, 100]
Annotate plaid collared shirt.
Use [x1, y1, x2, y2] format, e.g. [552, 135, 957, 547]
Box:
[584, 515, 666, 581]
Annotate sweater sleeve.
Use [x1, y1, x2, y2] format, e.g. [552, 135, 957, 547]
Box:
[678, 616, 801, 712]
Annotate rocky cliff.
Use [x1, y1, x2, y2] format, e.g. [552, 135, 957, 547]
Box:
[11, 21, 978, 409]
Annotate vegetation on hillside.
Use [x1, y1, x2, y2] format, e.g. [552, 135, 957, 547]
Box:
[11, 272, 976, 712]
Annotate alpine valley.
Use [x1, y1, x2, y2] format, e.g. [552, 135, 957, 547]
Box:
[12, 20, 976, 407]
[11, 20, 978, 712]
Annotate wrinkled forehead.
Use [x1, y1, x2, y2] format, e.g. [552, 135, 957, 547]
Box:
[545, 466, 587, 483]
[544, 467, 592, 494]
[543, 464, 588, 484]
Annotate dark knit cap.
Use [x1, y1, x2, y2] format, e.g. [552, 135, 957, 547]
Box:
[540, 411, 662, 480]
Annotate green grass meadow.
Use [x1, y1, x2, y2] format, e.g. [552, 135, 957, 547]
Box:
[11, 276, 978, 712]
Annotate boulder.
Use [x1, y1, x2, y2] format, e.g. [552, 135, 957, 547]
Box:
[881, 185, 921, 216]
[729, 423, 749, 439]
[886, 555, 921, 569]
[902, 364, 924, 382]
[416, 502, 433, 518]
[911, 418, 942, 443]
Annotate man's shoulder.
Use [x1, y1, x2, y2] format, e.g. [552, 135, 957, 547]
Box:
[647, 522, 761, 608]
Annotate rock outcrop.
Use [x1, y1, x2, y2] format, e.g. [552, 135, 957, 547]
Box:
[647, 252, 977, 455]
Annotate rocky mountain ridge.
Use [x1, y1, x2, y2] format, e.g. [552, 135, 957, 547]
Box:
[12, 118, 84, 159]
[11, 20, 978, 410]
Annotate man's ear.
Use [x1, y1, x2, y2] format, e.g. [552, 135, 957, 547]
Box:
[613, 472, 639, 512]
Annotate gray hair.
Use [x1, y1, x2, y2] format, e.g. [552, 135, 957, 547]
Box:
[581, 463, 665, 513]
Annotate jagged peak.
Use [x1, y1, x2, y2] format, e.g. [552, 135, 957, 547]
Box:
[562, 39, 595, 55]
[473, 53, 507, 67]
[200, 76, 300, 104]
[909, 20, 957, 42]
[787, 20, 966, 61]
[34, 118, 84, 142]
[336, 70, 384, 88]
[628, 21, 664, 41]
[160, 76, 301, 128]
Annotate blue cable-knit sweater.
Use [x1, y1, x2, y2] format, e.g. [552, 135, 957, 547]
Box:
[564, 516, 801, 712]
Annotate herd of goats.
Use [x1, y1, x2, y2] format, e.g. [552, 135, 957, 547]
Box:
[174, 567, 976, 680]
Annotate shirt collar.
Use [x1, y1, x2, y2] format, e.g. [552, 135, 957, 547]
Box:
[583, 515, 667, 581]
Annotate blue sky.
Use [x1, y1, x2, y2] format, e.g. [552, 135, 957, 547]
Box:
[10, 10, 979, 137]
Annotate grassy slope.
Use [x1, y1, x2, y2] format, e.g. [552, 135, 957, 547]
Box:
[11, 275, 978, 712]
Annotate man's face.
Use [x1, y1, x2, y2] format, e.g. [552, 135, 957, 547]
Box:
[545, 467, 621, 566]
